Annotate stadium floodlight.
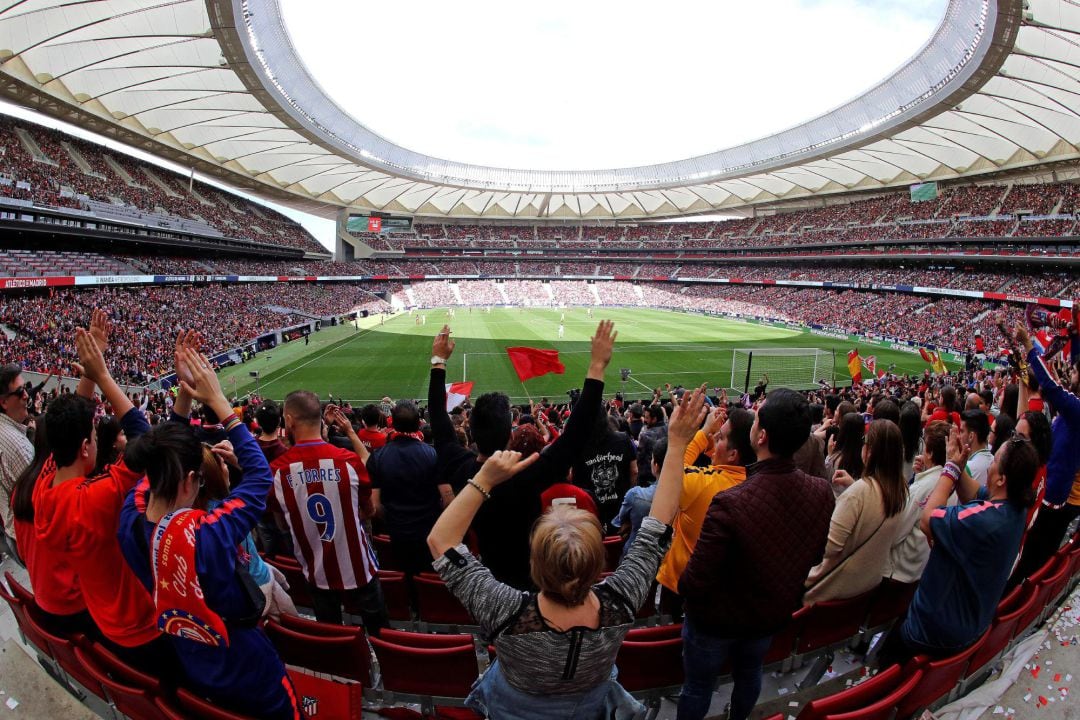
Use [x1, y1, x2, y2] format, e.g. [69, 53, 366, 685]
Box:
[730, 348, 834, 393]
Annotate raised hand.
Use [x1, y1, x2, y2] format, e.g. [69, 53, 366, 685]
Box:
[174, 330, 201, 389]
[946, 426, 970, 467]
[832, 468, 856, 489]
[433, 325, 455, 360]
[211, 439, 238, 469]
[1013, 321, 1033, 353]
[88, 308, 111, 353]
[474, 450, 540, 489]
[588, 320, 617, 373]
[701, 404, 726, 437]
[667, 384, 708, 447]
[177, 347, 226, 408]
[72, 327, 110, 385]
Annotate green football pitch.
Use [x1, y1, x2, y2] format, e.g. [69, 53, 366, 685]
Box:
[215, 307, 947, 404]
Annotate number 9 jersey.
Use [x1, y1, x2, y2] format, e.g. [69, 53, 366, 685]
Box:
[271, 440, 379, 590]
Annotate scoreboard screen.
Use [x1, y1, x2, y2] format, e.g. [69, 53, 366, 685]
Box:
[346, 214, 412, 233]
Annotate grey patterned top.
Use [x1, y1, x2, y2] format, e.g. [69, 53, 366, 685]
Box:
[434, 516, 672, 695]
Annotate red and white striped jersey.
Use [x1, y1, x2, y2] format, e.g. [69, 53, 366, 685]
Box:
[271, 440, 378, 590]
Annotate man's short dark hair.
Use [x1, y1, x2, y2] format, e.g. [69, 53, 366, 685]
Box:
[872, 399, 900, 425]
[999, 437, 1037, 508]
[0, 363, 21, 394]
[360, 403, 383, 427]
[650, 437, 669, 474]
[471, 392, 512, 456]
[758, 388, 811, 458]
[825, 394, 840, 414]
[961, 409, 991, 443]
[940, 385, 957, 412]
[391, 400, 421, 434]
[628, 403, 643, 419]
[255, 401, 280, 432]
[44, 395, 95, 467]
[727, 408, 757, 466]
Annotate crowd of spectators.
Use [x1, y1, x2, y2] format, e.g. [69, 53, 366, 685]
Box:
[0, 283, 370, 384]
[1, 295, 1072, 719]
[0, 116, 325, 254]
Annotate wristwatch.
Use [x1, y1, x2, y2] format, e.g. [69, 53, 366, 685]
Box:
[431, 355, 448, 365]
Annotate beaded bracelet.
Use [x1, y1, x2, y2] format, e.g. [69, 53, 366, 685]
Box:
[222, 413, 242, 432]
[466, 478, 491, 501]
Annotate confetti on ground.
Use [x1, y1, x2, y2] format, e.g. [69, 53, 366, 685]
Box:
[788, 701, 800, 707]
[1023, 693, 1032, 702]
[4, 697, 16, 710]
[778, 687, 790, 696]
[1053, 673, 1061, 682]
[993, 707, 1005, 715]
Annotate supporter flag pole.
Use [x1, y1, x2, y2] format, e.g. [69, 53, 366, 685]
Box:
[520, 382, 533, 406]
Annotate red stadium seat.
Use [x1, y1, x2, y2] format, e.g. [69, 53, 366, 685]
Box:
[85, 642, 164, 693]
[615, 636, 684, 692]
[961, 594, 1031, 691]
[796, 590, 875, 655]
[603, 536, 624, 572]
[277, 612, 363, 638]
[373, 534, 399, 570]
[822, 669, 924, 720]
[173, 688, 263, 720]
[0, 575, 42, 654]
[369, 635, 479, 700]
[896, 634, 986, 719]
[265, 619, 372, 684]
[624, 623, 682, 641]
[414, 574, 474, 627]
[74, 645, 170, 720]
[28, 624, 103, 700]
[796, 664, 905, 720]
[377, 569, 414, 623]
[378, 628, 474, 648]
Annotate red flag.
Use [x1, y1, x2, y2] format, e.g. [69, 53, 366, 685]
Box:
[974, 330, 985, 353]
[445, 381, 474, 411]
[919, 347, 933, 364]
[506, 347, 565, 382]
[367, 216, 382, 233]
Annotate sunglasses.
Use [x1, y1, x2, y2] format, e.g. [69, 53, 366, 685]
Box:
[2, 386, 27, 400]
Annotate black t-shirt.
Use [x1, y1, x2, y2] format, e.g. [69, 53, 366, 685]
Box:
[573, 431, 635, 528]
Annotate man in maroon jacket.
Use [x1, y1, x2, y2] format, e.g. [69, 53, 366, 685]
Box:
[678, 388, 834, 720]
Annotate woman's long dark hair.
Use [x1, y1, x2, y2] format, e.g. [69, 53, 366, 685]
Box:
[12, 416, 48, 523]
[899, 401, 922, 465]
[124, 422, 203, 504]
[863, 420, 908, 518]
[833, 412, 865, 480]
[92, 416, 123, 477]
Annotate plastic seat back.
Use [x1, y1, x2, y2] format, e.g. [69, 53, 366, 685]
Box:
[966, 599, 1028, 678]
[266, 619, 371, 683]
[414, 574, 473, 626]
[796, 664, 904, 720]
[33, 627, 104, 699]
[603, 536, 624, 572]
[369, 636, 479, 698]
[625, 623, 682, 641]
[796, 589, 875, 654]
[372, 534, 398, 570]
[87, 642, 163, 692]
[896, 636, 984, 719]
[175, 688, 262, 719]
[276, 612, 364, 638]
[377, 569, 413, 622]
[379, 627, 474, 648]
[823, 668, 924, 720]
[615, 636, 684, 692]
[73, 646, 169, 720]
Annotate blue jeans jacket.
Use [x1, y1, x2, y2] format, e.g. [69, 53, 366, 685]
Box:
[467, 660, 645, 719]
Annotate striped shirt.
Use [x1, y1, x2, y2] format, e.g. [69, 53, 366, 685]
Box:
[271, 441, 378, 590]
[0, 413, 33, 540]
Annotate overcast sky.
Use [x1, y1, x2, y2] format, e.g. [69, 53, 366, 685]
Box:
[3, 0, 946, 250]
[284, 0, 947, 170]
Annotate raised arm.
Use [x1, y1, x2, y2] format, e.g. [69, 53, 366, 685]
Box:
[73, 322, 141, 437]
[428, 325, 459, 449]
[530, 320, 615, 472]
[652, 386, 706, 525]
[327, 406, 369, 464]
[1018, 321, 1080, 423]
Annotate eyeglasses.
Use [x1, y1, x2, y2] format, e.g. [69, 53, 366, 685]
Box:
[1, 386, 27, 400]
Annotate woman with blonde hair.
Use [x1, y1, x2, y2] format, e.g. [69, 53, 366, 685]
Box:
[805, 419, 910, 606]
[428, 387, 708, 719]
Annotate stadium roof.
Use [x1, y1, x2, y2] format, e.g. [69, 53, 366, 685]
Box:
[0, 0, 1077, 219]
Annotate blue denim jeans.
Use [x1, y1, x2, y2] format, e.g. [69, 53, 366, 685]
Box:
[676, 618, 772, 720]
[467, 660, 645, 719]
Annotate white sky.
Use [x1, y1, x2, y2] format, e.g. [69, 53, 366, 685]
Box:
[0, 0, 946, 248]
[283, 0, 947, 170]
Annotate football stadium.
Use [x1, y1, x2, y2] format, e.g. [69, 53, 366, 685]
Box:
[0, 0, 1079, 718]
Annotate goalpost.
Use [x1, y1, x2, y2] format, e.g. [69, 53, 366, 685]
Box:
[730, 348, 835, 393]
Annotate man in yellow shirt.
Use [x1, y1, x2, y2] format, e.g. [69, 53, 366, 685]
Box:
[657, 405, 755, 619]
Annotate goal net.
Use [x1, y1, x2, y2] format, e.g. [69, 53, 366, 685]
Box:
[730, 348, 834, 393]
